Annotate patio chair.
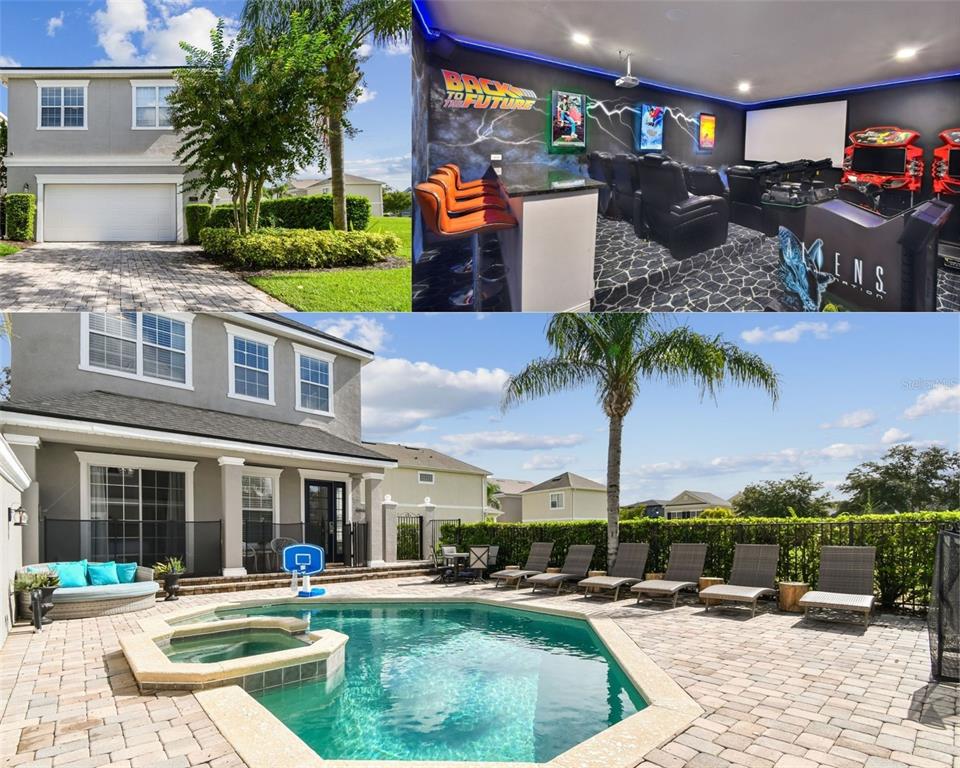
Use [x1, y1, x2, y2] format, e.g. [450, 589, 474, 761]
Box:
[269, 537, 299, 572]
[432, 545, 458, 584]
[578, 542, 650, 600]
[631, 543, 708, 607]
[799, 546, 877, 626]
[460, 545, 491, 584]
[699, 544, 781, 617]
[490, 542, 554, 589]
[525, 545, 596, 595]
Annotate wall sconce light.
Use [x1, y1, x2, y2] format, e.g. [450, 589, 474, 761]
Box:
[22, 183, 30, 193]
[8, 507, 28, 526]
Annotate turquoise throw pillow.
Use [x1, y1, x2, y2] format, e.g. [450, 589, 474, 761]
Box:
[115, 562, 138, 584]
[51, 560, 88, 588]
[87, 562, 119, 586]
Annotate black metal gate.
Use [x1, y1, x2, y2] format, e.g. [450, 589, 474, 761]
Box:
[928, 527, 959, 681]
[427, 518, 461, 562]
[396, 515, 423, 560]
[344, 522, 368, 567]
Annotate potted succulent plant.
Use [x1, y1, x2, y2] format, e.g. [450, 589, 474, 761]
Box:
[14, 571, 60, 626]
[153, 557, 185, 601]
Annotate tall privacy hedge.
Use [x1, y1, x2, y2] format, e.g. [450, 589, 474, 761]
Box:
[443, 512, 960, 610]
[185, 204, 212, 245]
[206, 194, 371, 232]
[4, 193, 36, 241]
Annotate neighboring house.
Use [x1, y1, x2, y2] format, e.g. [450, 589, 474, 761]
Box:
[0, 66, 196, 243]
[634, 498, 668, 518]
[0, 313, 401, 576]
[363, 442, 489, 558]
[520, 472, 607, 521]
[646, 491, 734, 520]
[289, 174, 385, 216]
[491, 478, 534, 522]
[0, 433, 30, 645]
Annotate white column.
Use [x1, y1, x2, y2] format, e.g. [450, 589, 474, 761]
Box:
[363, 473, 385, 566]
[5, 435, 40, 565]
[219, 457, 246, 576]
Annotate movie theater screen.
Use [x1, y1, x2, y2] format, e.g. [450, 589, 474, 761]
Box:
[745, 100, 848, 167]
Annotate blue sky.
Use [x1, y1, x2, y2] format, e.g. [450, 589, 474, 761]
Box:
[0, 0, 411, 190]
[1, 313, 957, 503]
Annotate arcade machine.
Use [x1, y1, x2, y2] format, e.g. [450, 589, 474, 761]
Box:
[932, 128, 960, 272]
[840, 126, 923, 215]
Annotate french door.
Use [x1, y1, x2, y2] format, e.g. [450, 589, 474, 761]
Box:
[304, 480, 346, 562]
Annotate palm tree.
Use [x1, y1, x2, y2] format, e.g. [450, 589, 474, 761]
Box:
[503, 314, 780, 564]
[240, 0, 410, 230]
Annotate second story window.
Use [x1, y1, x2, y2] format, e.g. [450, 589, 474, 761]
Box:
[133, 82, 175, 129]
[81, 313, 192, 388]
[226, 324, 275, 405]
[418, 472, 435, 485]
[294, 344, 334, 415]
[37, 81, 88, 129]
[549, 492, 565, 510]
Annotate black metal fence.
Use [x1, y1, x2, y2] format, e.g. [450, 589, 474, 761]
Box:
[345, 522, 368, 567]
[242, 521, 370, 573]
[447, 516, 958, 612]
[428, 518, 460, 562]
[928, 528, 959, 681]
[396, 515, 423, 560]
[43, 518, 223, 576]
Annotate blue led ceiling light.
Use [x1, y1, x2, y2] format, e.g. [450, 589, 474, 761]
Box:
[413, 0, 960, 108]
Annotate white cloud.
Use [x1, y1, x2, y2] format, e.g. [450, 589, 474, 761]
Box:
[93, 0, 149, 64]
[820, 409, 877, 429]
[522, 454, 576, 471]
[740, 320, 851, 344]
[355, 88, 377, 105]
[383, 39, 411, 55]
[0, 55, 21, 67]
[362, 358, 511, 433]
[47, 12, 65, 37]
[904, 383, 960, 420]
[314, 316, 388, 353]
[358, 43, 373, 58]
[881, 427, 911, 445]
[437, 431, 585, 454]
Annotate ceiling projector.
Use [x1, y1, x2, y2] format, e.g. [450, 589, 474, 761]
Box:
[616, 52, 639, 88]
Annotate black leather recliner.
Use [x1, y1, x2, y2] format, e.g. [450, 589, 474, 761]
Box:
[726, 164, 776, 233]
[587, 151, 615, 217]
[683, 164, 729, 202]
[611, 153, 640, 222]
[634, 154, 729, 258]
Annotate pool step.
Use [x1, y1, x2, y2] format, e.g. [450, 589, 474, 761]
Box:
[177, 565, 433, 595]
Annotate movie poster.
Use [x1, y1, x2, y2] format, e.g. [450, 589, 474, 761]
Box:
[698, 113, 716, 152]
[549, 90, 587, 152]
[636, 104, 665, 151]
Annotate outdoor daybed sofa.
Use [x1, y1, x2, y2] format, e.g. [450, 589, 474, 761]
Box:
[632, 543, 708, 607]
[579, 542, 649, 600]
[799, 545, 877, 626]
[698, 543, 780, 617]
[16, 562, 159, 620]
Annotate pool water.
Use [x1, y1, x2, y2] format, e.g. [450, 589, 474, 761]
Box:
[212, 602, 646, 762]
[163, 628, 307, 664]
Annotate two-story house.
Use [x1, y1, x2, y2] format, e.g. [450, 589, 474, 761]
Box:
[519, 472, 607, 521]
[0, 313, 400, 576]
[0, 67, 192, 243]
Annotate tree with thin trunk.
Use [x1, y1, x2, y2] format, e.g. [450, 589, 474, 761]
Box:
[502, 314, 780, 565]
[240, 0, 410, 231]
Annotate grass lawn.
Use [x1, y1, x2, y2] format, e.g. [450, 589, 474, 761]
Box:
[367, 216, 411, 259]
[248, 266, 411, 311]
[0, 243, 23, 257]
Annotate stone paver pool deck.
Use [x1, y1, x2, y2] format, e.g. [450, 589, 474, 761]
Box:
[0, 575, 956, 768]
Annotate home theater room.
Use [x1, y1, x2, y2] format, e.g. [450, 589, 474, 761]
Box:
[411, 0, 960, 313]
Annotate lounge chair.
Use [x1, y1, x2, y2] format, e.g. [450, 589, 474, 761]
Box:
[699, 543, 780, 617]
[525, 545, 596, 594]
[578, 542, 649, 600]
[799, 546, 876, 626]
[490, 542, 554, 589]
[631, 543, 707, 607]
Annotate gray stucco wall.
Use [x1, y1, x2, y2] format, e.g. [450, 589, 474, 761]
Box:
[9, 314, 364, 443]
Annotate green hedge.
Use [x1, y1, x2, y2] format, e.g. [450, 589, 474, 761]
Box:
[199, 226, 400, 270]
[206, 194, 371, 232]
[4, 193, 36, 241]
[443, 512, 960, 610]
[185, 204, 212, 245]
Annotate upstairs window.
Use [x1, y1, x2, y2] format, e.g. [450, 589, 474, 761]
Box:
[418, 472, 435, 485]
[226, 324, 275, 404]
[549, 492, 564, 510]
[295, 345, 334, 415]
[82, 313, 191, 388]
[38, 82, 87, 129]
[133, 82, 175, 129]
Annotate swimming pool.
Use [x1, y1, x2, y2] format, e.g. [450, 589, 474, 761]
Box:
[206, 601, 646, 762]
[163, 628, 309, 664]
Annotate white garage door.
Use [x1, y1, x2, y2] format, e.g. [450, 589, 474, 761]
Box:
[44, 183, 177, 242]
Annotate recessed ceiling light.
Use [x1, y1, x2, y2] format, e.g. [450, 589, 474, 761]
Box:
[571, 32, 591, 46]
[737, 81, 751, 93]
[895, 46, 918, 60]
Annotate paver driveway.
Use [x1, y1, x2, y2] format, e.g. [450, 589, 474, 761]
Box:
[0, 575, 956, 768]
[0, 242, 290, 311]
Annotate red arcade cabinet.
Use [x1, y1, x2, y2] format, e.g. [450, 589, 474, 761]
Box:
[841, 126, 924, 212]
[933, 128, 960, 265]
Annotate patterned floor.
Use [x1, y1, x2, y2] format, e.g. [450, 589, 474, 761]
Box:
[413, 237, 513, 312]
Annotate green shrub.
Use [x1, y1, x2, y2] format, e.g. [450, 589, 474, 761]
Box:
[200, 227, 400, 270]
[206, 194, 371, 232]
[4, 193, 36, 241]
[443, 511, 960, 610]
[185, 204, 212, 245]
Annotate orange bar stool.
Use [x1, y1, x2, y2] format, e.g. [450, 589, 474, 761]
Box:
[432, 169, 502, 203]
[428, 174, 507, 213]
[415, 180, 517, 311]
[438, 164, 501, 194]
